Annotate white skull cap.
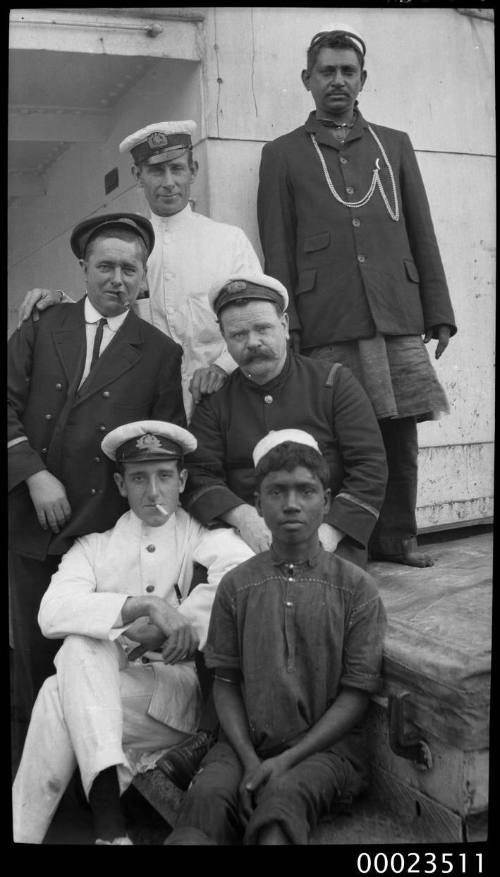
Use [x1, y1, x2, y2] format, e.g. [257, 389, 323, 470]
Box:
[253, 429, 321, 467]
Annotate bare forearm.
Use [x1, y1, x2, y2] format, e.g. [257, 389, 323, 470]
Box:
[279, 688, 370, 772]
[214, 677, 260, 770]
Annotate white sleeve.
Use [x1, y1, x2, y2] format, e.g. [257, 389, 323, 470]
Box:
[38, 537, 128, 641]
[231, 228, 262, 275]
[178, 528, 254, 649]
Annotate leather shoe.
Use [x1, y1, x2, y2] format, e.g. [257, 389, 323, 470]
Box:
[157, 731, 215, 791]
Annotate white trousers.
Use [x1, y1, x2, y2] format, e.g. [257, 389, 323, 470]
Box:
[12, 635, 189, 844]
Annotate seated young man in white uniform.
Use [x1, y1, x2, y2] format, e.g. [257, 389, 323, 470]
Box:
[12, 420, 253, 845]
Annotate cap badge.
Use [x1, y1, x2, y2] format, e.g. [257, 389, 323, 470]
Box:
[136, 434, 162, 450]
[226, 280, 247, 293]
[148, 132, 170, 149]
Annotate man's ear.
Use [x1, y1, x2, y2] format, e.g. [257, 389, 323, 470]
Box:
[178, 468, 188, 494]
[190, 160, 199, 182]
[79, 258, 88, 282]
[131, 165, 142, 186]
[360, 69, 368, 92]
[282, 311, 290, 340]
[254, 491, 263, 518]
[323, 487, 332, 516]
[114, 471, 127, 498]
[301, 69, 311, 92]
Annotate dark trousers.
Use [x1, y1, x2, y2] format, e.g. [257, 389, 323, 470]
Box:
[165, 741, 364, 845]
[9, 551, 63, 768]
[369, 416, 419, 556]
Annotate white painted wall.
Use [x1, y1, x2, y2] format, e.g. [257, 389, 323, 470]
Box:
[7, 6, 495, 528]
[200, 6, 495, 529]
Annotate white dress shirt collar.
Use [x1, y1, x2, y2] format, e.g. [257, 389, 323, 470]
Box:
[151, 203, 192, 231]
[84, 295, 129, 332]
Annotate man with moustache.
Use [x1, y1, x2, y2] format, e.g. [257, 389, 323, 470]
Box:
[257, 25, 456, 567]
[184, 272, 387, 564]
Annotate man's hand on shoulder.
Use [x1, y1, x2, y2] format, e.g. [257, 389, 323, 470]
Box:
[26, 470, 72, 533]
[223, 504, 272, 553]
[423, 324, 451, 360]
[17, 288, 64, 327]
[189, 364, 228, 405]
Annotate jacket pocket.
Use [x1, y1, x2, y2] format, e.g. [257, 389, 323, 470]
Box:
[304, 231, 331, 253]
[296, 269, 317, 295]
[404, 259, 420, 283]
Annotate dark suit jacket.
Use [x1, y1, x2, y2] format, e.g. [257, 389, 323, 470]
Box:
[8, 298, 186, 559]
[258, 111, 457, 349]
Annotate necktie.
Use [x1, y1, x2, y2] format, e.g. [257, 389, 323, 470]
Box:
[90, 317, 107, 371]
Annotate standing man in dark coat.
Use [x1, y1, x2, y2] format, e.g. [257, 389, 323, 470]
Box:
[8, 212, 186, 759]
[258, 24, 457, 567]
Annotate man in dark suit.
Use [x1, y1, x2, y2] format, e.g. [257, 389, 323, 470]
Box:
[8, 212, 186, 759]
[258, 24, 457, 568]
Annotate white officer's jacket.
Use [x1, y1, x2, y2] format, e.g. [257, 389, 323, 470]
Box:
[39, 507, 253, 730]
[135, 204, 262, 417]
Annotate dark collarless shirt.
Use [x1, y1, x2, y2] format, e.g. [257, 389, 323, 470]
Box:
[204, 545, 386, 762]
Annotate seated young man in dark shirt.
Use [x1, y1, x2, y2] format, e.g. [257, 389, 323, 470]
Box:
[165, 428, 386, 845]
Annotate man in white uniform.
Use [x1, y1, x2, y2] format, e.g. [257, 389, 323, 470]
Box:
[18, 121, 262, 418]
[12, 420, 253, 845]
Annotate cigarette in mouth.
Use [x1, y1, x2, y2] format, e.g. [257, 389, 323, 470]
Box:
[155, 503, 168, 515]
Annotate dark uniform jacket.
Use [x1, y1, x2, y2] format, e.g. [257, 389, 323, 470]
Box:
[258, 111, 457, 350]
[184, 353, 388, 549]
[8, 298, 186, 560]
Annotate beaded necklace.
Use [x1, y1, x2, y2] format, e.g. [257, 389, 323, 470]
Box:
[310, 125, 400, 221]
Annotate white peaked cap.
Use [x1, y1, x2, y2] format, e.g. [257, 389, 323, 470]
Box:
[101, 420, 197, 462]
[252, 429, 321, 467]
[119, 121, 197, 165]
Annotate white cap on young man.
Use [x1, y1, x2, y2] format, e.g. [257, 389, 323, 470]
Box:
[252, 429, 321, 467]
[101, 420, 197, 463]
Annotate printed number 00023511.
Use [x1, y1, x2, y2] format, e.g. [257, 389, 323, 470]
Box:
[356, 851, 484, 875]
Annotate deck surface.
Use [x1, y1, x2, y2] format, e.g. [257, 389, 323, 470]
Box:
[42, 527, 492, 845]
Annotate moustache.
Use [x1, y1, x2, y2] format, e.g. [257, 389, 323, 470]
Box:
[243, 351, 274, 363]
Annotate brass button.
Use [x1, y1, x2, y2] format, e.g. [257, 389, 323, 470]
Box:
[90, 488, 97, 495]
[55, 383, 63, 390]
[45, 413, 52, 420]
[41, 447, 47, 454]
[340, 156, 348, 165]
[146, 544, 156, 553]
[264, 395, 273, 404]
[352, 218, 360, 228]
[357, 254, 366, 263]
[102, 391, 110, 398]
[99, 425, 106, 432]
[94, 456, 101, 463]
[146, 584, 155, 593]
[346, 186, 354, 195]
